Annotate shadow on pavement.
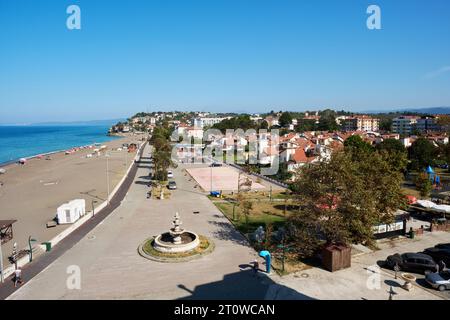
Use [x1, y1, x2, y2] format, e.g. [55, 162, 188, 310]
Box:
[208, 220, 249, 246]
[176, 270, 315, 300]
[384, 279, 402, 288]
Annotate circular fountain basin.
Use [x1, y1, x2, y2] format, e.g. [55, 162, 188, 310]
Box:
[153, 231, 200, 253]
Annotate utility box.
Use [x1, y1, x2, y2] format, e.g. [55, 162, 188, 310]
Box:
[322, 244, 351, 272]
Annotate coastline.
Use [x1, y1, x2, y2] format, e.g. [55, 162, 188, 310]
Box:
[0, 133, 146, 268]
[0, 139, 121, 168]
[0, 125, 121, 166]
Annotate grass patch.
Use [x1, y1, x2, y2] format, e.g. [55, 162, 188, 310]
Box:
[214, 201, 286, 234]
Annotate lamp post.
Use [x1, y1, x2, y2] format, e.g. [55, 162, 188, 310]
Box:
[28, 236, 37, 262]
[0, 240, 4, 283]
[106, 152, 110, 205]
[11, 242, 17, 269]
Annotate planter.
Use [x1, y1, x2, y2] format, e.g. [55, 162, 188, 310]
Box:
[401, 273, 416, 291]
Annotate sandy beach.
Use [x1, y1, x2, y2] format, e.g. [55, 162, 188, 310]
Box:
[0, 133, 146, 266]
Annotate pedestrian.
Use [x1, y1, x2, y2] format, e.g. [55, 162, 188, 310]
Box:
[14, 268, 23, 287]
[252, 259, 259, 276]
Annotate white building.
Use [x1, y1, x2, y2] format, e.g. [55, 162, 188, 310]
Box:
[192, 117, 231, 128]
[56, 199, 86, 224]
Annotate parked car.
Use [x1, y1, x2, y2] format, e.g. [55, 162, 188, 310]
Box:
[168, 181, 177, 190]
[423, 247, 450, 266]
[425, 271, 450, 291]
[385, 253, 437, 274]
[167, 171, 174, 178]
[435, 243, 450, 250]
[210, 162, 223, 167]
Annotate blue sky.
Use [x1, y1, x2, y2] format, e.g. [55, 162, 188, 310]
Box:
[1, 0, 450, 123]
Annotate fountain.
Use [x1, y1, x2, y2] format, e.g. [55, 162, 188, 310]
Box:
[152, 212, 200, 253]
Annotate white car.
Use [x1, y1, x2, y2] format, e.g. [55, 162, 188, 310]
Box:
[167, 171, 174, 179]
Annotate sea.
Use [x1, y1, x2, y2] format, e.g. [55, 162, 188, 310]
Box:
[0, 125, 120, 165]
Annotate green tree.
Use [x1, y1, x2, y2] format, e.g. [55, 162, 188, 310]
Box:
[279, 112, 293, 128]
[415, 172, 432, 198]
[344, 135, 374, 154]
[377, 139, 408, 171]
[317, 109, 338, 131]
[379, 118, 392, 132]
[289, 150, 405, 253]
[408, 137, 437, 171]
[295, 119, 317, 132]
[259, 120, 269, 130]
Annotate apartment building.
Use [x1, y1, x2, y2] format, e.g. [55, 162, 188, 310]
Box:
[343, 116, 379, 132]
[392, 116, 418, 135]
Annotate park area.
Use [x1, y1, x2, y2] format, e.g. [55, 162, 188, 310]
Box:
[210, 191, 311, 274]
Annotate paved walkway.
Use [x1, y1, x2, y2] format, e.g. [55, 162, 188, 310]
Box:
[7, 144, 303, 300]
[0, 143, 146, 299]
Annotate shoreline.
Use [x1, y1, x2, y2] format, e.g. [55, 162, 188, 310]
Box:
[0, 133, 146, 268]
[0, 138, 122, 168]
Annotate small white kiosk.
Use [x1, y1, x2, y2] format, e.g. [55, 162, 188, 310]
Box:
[56, 199, 86, 224]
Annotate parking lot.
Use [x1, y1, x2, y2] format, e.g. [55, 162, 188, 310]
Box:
[270, 231, 450, 300]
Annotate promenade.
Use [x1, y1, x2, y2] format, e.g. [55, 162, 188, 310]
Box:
[6, 144, 302, 300]
[0, 134, 145, 267]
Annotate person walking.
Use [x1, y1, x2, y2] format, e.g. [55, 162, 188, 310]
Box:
[14, 268, 23, 287]
[252, 259, 259, 277]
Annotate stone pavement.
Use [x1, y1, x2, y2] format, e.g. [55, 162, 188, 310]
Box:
[267, 231, 450, 300]
[7, 144, 304, 300]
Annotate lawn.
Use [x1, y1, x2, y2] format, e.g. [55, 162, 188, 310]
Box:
[214, 201, 286, 234]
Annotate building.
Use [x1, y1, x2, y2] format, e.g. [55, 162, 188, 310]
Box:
[343, 116, 379, 132]
[416, 116, 441, 133]
[192, 117, 230, 128]
[392, 116, 418, 135]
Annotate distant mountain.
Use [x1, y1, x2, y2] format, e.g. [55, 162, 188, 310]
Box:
[366, 107, 450, 115]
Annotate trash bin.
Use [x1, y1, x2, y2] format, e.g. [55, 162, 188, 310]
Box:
[42, 242, 52, 252]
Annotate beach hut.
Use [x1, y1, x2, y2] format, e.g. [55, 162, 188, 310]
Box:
[56, 199, 86, 224]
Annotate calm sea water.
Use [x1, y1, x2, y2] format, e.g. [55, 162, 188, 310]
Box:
[0, 125, 120, 165]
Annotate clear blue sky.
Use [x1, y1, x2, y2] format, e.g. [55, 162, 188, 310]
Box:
[1, 0, 450, 123]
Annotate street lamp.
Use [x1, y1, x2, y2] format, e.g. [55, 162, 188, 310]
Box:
[105, 152, 110, 205]
[28, 236, 37, 262]
[11, 242, 18, 269]
[0, 240, 4, 283]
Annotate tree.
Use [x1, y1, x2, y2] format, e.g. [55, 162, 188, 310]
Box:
[408, 137, 437, 171]
[289, 150, 405, 253]
[295, 119, 316, 132]
[379, 118, 392, 132]
[259, 120, 269, 130]
[241, 199, 253, 224]
[377, 139, 408, 171]
[415, 172, 432, 198]
[344, 135, 373, 154]
[317, 109, 338, 131]
[279, 112, 293, 128]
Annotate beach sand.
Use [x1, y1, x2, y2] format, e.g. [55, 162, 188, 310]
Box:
[0, 133, 147, 266]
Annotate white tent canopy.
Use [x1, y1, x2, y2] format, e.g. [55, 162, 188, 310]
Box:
[416, 199, 450, 214]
